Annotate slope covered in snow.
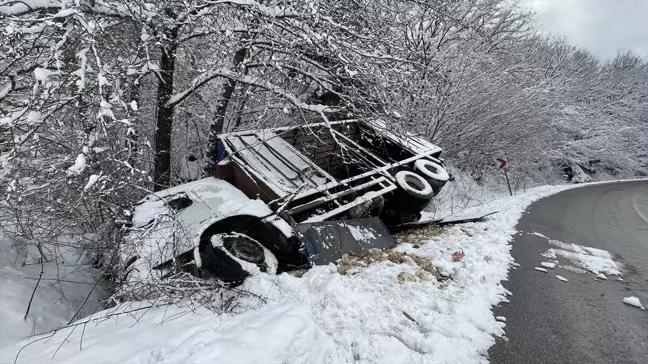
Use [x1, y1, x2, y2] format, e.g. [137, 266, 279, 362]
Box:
[0, 232, 107, 348]
[1, 184, 574, 364]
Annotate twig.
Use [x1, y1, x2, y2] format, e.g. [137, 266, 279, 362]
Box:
[23, 277, 98, 285]
[13, 332, 56, 364]
[52, 324, 77, 359]
[31, 303, 162, 337]
[67, 277, 101, 325]
[80, 322, 87, 351]
[23, 255, 44, 321]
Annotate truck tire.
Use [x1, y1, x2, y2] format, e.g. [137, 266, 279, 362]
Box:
[387, 171, 435, 214]
[202, 232, 277, 284]
[413, 159, 449, 190]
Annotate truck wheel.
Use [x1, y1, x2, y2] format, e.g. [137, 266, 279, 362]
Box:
[202, 232, 277, 284]
[388, 171, 435, 214]
[413, 160, 449, 190]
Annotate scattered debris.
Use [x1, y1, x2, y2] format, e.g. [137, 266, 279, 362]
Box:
[452, 250, 465, 262]
[540, 262, 556, 269]
[337, 249, 441, 281]
[416, 269, 437, 282]
[402, 311, 418, 323]
[596, 273, 607, 280]
[393, 224, 444, 245]
[398, 271, 419, 284]
[556, 275, 568, 282]
[534, 267, 548, 273]
[337, 248, 388, 274]
[622, 297, 645, 310]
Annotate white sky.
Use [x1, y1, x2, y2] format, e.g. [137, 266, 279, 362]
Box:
[524, 0, 648, 59]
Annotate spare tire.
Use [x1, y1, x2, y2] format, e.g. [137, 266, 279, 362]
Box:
[202, 232, 277, 284]
[413, 159, 449, 190]
[386, 171, 435, 214]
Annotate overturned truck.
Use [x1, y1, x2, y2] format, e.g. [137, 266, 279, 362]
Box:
[122, 120, 449, 284]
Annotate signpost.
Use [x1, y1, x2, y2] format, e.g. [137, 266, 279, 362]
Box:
[496, 155, 513, 196]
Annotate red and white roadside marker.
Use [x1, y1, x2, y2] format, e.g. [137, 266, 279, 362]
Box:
[495, 155, 512, 196]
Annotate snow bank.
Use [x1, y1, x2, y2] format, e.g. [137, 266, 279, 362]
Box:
[3, 184, 573, 364]
[2, 303, 336, 364]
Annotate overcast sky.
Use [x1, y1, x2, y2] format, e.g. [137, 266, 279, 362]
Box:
[525, 0, 648, 60]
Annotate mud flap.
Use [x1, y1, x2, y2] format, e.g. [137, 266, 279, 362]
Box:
[296, 217, 396, 266]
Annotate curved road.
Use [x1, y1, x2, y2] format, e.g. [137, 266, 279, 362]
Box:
[489, 181, 648, 364]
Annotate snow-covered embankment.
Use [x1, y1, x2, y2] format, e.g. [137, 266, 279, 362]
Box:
[2, 185, 573, 364]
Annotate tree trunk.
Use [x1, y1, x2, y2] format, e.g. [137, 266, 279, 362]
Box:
[203, 46, 248, 177]
[153, 37, 178, 191]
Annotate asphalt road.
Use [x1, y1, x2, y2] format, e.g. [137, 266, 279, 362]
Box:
[489, 180, 648, 364]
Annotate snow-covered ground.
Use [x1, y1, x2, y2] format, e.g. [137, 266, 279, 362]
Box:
[0, 231, 108, 348]
[1, 183, 576, 364]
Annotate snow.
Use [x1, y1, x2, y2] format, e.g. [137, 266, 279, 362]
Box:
[84, 174, 100, 191]
[346, 224, 378, 242]
[0, 231, 106, 348]
[34, 67, 55, 82]
[2, 304, 335, 364]
[534, 267, 548, 273]
[414, 159, 449, 182]
[66, 153, 86, 175]
[0, 83, 10, 98]
[530, 232, 548, 239]
[570, 165, 592, 184]
[130, 100, 138, 111]
[622, 297, 644, 310]
[395, 171, 433, 195]
[26, 111, 42, 124]
[597, 273, 607, 280]
[531, 233, 622, 276]
[556, 275, 568, 282]
[1, 1, 60, 15]
[52, 8, 77, 18]
[540, 262, 556, 269]
[2, 183, 573, 364]
[544, 239, 621, 276]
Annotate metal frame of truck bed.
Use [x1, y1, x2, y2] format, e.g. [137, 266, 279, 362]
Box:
[215, 119, 443, 222]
